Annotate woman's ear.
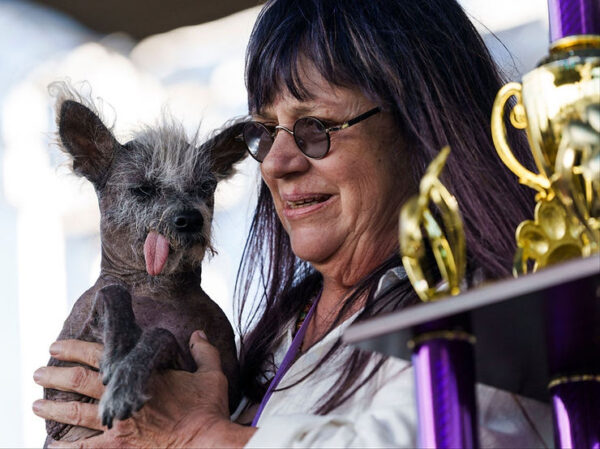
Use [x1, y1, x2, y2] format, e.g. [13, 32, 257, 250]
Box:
[58, 100, 119, 187]
[203, 118, 249, 181]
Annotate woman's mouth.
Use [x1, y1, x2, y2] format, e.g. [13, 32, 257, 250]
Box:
[286, 194, 331, 209]
[282, 194, 333, 218]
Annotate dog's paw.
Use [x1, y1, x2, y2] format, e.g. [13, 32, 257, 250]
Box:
[98, 362, 149, 429]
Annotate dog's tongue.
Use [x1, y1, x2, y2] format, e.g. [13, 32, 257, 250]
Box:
[144, 231, 170, 276]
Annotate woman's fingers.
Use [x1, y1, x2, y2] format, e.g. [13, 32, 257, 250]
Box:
[33, 399, 104, 431]
[34, 366, 104, 400]
[50, 340, 103, 369]
[189, 330, 222, 372]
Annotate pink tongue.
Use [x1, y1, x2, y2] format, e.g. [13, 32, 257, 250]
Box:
[144, 231, 170, 276]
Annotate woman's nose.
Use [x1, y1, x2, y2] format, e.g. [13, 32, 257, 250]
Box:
[261, 129, 310, 178]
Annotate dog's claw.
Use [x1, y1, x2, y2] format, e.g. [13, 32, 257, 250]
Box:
[118, 405, 132, 421]
[102, 411, 113, 429]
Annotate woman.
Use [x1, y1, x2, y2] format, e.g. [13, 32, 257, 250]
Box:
[33, 0, 552, 447]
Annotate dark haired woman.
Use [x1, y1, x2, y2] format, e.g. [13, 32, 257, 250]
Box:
[33, 0, 552, 447]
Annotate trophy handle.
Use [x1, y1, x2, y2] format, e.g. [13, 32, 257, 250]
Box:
[491, 82, 551, 195]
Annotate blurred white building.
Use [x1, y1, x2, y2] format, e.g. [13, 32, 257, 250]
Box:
[0, 0, 549, 446]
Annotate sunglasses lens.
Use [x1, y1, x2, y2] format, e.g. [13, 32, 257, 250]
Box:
[243, 123, 273, 162]
[294, 117, 329, 158]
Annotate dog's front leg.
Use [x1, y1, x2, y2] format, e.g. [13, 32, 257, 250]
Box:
[99, 327, 183, 428]
[97, 285, 142, 386]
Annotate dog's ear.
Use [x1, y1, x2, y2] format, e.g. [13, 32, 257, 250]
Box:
[58, 100, 118, 187]
[203, 118, 249, 180]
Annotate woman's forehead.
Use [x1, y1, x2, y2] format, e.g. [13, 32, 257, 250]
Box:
[255, 82, 369, 119]
[253, 60, 359, 112]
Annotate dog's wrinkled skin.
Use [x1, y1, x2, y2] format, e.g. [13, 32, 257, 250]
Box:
[43, 83, 248, 446]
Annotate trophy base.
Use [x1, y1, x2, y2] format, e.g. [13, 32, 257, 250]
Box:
[550, 376, 600, 448]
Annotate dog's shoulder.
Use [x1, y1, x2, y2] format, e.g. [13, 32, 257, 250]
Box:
[56, 279, 108, 342]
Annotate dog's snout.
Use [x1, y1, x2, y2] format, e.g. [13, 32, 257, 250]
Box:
[172, 210, 204, 233]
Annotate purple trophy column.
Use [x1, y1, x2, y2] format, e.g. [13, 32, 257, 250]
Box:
[550, 378, 600, 449]
[411, 332, 478, 449]
[547, 0, 600, 42]
[545, 276, 600, 449]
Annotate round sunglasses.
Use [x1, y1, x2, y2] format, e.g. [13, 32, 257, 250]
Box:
[241, 106, 381, 162]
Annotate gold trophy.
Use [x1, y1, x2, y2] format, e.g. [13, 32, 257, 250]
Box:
[399, 146, 466, 301]
[491, 35, 600, 273]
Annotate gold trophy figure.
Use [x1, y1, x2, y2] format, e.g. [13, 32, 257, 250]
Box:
[491, 35, 600, 273]
[554, 103, 600, 243]
[399, 146, 466, 301]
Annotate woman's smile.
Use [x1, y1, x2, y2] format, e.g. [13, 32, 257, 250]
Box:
[281, 192, 334, 218]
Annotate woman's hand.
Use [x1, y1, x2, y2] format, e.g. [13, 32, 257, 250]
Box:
[33, 331, 255, 448]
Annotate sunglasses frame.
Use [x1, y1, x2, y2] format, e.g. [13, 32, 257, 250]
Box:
[241, 106, 381, 162]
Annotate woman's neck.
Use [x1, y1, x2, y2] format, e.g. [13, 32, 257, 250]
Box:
[301, 277, 365, 351]
[301, 231, 399, 351]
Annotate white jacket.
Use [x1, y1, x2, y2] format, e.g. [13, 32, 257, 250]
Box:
[244, 309, 554, 448]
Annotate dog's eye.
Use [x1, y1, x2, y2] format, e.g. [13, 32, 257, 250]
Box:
[131, 184, 156, 199]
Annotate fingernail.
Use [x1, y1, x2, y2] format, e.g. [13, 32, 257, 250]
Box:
[33, 368, 45, 384]
[195, 330, 207, 340]
[190, 330, 206, 349]
[49, 341, 62, 356]
[32, 399, 43, 414]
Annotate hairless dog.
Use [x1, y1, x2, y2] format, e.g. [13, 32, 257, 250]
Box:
[44, 82, 247, 446]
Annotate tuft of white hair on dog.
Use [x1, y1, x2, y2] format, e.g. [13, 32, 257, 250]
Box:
[49, 79, 115, 133]
[130, 117, 206, 193]
[48, 79, 118, 178]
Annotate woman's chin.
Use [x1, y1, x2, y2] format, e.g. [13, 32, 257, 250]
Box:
[289, 233, 340, 265]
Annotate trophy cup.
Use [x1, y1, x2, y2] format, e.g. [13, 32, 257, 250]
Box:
[491, 1, 599, 447]
[491, 7, 600, 275]
[399, 147, 477, 449]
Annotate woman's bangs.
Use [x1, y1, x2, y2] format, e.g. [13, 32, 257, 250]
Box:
[247, 45, 337, 113]
[246, 4, 352, 113]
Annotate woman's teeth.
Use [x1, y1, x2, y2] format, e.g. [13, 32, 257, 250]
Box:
[287, 195, 330, 209]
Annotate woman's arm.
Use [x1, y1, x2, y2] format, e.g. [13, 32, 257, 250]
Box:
[33, 332, 256, 448]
